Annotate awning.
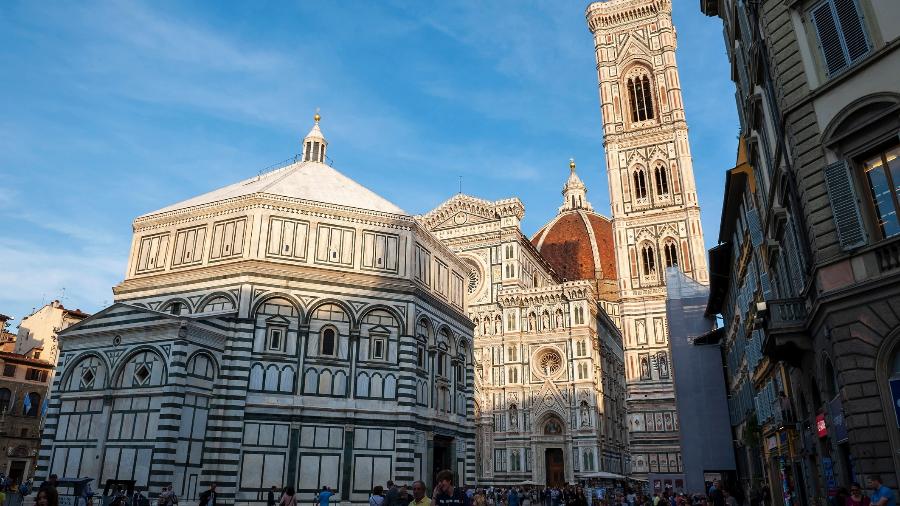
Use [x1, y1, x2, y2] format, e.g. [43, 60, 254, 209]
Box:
[579, 471, 626, 480]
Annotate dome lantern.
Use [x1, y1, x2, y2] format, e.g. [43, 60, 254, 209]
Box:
[560, 158, 593, 213]
[301, 110, 328, 163]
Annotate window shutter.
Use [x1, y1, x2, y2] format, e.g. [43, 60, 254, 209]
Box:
[760, 271, 773, 299]
[736, 49, 751, 98]
[746, 208, 764, 247]
[834, 0, 870, 62]
[812, 1, 849, 76]
[735, 89, 747, 135]
[823, 160, 867, 250]
[737, 1, 753, 49]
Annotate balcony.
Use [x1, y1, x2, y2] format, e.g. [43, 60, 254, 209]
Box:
[875, 239, 900, 273]
[762, 298, 810, 364]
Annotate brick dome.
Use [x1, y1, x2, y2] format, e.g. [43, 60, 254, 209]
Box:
[531, 210, 617, 285]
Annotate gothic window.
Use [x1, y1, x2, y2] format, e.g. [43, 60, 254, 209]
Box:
[508, 346, 517, 362]
[657, 352, 670, 379]
[509, 367, 518, 384]
[641, 244, 656, 275]
[655, 165, 670, 196]
[640, 354, 652, 380]
[633, 169, 648, 200]
[664, 240, 678, 268]
[628, 74, 655, 122]
[510, 449, 522, 471]
[320, 328, 337, 357]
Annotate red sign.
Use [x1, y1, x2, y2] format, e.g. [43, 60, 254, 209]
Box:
[816, 414, 828, 438]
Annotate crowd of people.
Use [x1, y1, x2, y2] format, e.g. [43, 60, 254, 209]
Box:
[3, 470, 894, 506]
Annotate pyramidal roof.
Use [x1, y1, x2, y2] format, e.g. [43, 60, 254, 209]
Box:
[140, 115, 407, 219]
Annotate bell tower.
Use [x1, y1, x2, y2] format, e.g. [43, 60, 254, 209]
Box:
[586, 0, 708, 483]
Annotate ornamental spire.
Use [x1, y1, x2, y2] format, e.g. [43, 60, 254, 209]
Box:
[560, 158, 593, 213]
[301, 109, 328, 163]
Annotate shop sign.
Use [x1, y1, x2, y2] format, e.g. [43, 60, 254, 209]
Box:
[890, 378, 900, 428]
[828, 396, 848, 443]
[816, 413, 827, 438]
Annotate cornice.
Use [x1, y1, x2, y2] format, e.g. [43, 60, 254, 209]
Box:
[586, 0, 670, 32]
[134, 193, 415, 233]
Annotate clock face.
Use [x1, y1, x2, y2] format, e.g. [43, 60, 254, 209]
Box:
[454, 212, 467, 225]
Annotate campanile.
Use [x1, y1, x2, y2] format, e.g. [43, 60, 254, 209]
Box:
[586, 0, 709, 485]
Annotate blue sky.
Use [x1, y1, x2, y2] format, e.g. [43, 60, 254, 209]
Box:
[0, 0, 738, 327]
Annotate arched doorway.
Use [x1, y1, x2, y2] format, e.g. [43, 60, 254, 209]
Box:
[543, 415, 566, 487]
[877, 329, 900, 487]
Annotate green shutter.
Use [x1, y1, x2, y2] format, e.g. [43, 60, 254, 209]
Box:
[823, 160, 867, 250]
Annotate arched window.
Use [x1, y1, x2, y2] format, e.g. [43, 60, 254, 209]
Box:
[641, 244, 656, 275]
[654, 165, 669, 196]
[633, 169, 648, 199]
[664, 241, 678, 268]
[321, 328, 336, 356]
[628, 74, 655, 122]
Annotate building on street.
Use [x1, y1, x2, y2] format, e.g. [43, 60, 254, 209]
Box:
[37, 117, 476, 505]
[0, 350, 53, 484]
[15, 300, 89, 365]
[701, 0, 900, 501]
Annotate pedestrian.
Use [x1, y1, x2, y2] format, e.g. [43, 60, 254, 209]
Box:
[708, 483, 724, 506]
[133, 489, 150, 506]
[268, 486, 279, 506]
[847, 483, 870, 506]
[198, 484, 217, 506]
[509, 489, 520, 506]
[723, 490, 737, 506]
[318, 486, 335, 506]
[387, 482, 401, 506]
[279, 487, 297, 506]
[371, 486, 387, 506]
[39, 475, 58, 494]
[411, 481, 432, 506]
[36, 487, 59, 506]
[868, 476, 895, 506]
[433, 469, 469, 506]
[159, 485, 178, 506]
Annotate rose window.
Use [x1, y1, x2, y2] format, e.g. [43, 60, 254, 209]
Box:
[467, 269, 479, 294]
[537, 349, 563, 376]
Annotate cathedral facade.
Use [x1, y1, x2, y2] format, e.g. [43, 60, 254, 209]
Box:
[37, 120, 476, 505]
[422, 163, 628, 486]
[586, 0, 710, 487]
